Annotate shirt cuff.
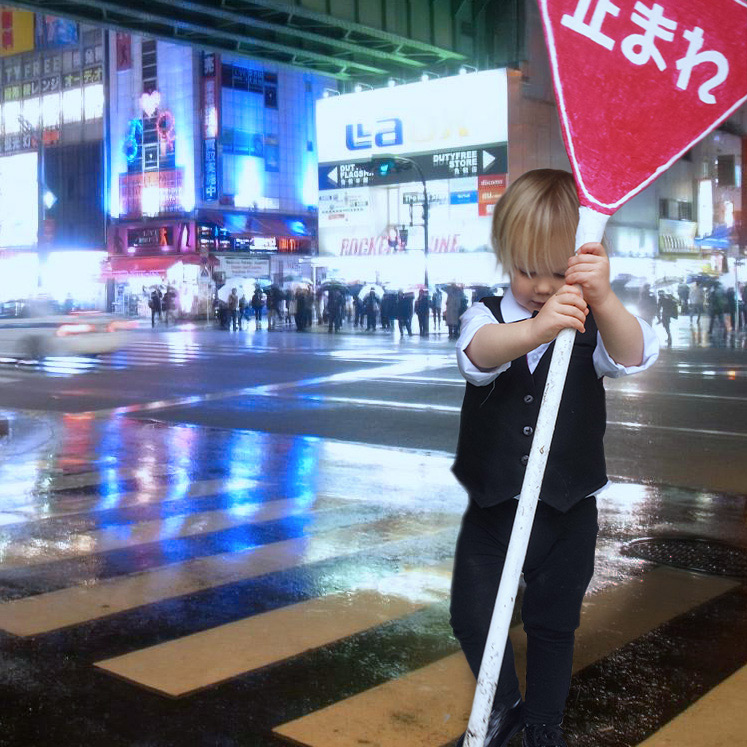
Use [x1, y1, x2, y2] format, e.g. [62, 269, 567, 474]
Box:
[456, 316, 510, 386]
[593, 316, 660, 378]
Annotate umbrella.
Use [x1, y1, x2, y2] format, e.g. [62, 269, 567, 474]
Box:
[320, 278, 346, 288]
[283, 279, 312, 291]
[216, 278, 249, 303]
[358, 284, 385, 299]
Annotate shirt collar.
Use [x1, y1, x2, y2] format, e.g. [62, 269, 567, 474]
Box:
[500, 286, 531, 323]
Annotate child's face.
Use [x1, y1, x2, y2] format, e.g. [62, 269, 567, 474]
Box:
[510, 262, 567, 313]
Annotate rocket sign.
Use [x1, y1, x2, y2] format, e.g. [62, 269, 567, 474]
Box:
[538, 0, 747, 214]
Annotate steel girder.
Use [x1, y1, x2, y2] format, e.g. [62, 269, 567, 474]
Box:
[9, 0, 468, 81]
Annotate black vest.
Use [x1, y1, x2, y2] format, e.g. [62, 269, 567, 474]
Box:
[452, 296, 608, 512]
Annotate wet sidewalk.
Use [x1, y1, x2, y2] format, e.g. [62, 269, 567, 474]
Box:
[0, 414, 744, 745]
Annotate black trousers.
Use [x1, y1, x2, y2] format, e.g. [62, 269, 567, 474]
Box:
[450, 496, 597, 726]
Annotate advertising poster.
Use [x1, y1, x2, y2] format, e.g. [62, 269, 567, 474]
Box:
[35, 15, 79, 49]
[0, 8, 34, 57]
[0, 152, 38, 247]
[316, 70, 509, 258]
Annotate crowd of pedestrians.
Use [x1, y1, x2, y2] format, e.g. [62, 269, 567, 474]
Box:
[212, 282, 474, 339]
[637, 279, 746, 347]
[205, 277, 747, 349]
[148, 286, 177, 328]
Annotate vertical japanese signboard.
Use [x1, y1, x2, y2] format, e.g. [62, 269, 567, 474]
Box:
[202, 52, 219, 202]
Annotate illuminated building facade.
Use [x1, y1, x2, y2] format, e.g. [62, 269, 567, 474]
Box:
[316, 69, 510, 289]
[0, 11, 106, 308]
[106, 35, 333, 316]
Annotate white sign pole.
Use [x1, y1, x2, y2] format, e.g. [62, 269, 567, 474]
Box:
[463, 206, 609, 746]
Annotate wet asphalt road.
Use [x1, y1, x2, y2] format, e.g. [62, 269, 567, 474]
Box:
[1, 319, 745, 495]
[0, 317, 744, 746]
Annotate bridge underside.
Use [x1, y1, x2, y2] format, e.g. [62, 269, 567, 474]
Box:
[9, 0, 469, 81]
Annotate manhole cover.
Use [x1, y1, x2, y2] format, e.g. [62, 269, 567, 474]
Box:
[622, 537, 747, 578]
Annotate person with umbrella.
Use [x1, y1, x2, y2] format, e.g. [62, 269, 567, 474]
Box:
[431, 287, 443, 331]
[657, 289, 678, 348]
[327, 286, 344, 333]
[148, 287, 162, 328]
[353, 293, 365, 328]
[364, 289, 379, 331]
[415, 288, 430, 337]
[450, 170, 658, 747]
[251, 285, 264, 330]
[396, 290, 414, 337]
[445, 285, 462, 340]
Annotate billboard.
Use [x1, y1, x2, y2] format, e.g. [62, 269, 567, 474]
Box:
[35, 15, 79, 49]
[316, 69, 507, 164]
[0, 152, 38, 247]
[0, 8, 34, 58]
[316, 70, 509, 257]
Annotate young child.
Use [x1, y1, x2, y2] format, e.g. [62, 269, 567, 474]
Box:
[450, 169, 659, 747]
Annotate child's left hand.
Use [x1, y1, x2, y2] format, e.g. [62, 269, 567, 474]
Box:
[565, 242, 611, 308]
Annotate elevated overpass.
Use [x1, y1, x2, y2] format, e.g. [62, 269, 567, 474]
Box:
[5, 0, 515, 82]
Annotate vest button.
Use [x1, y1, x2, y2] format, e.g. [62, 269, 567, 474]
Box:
[523, 394, 534, 404]
[520, 454, 529, 466]
[523, 426, 533, 436]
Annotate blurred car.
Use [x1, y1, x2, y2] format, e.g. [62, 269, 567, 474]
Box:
[0, 300, 137, 360]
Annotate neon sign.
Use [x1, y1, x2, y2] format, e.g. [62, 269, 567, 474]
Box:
[156, 109, 176, 156]
[123, 118, 142, 164]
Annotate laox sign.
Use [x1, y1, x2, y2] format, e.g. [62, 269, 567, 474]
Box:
[345, 118, 403, 151]
[344, 116, 472, 152]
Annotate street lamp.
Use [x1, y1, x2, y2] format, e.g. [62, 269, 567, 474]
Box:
[369, 155, 430, 290]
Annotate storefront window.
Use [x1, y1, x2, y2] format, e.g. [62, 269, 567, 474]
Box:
[3, 101, 21, 134]
[42, 93, 61, 129]
[62, 88, 82, 123]
[21, 98, 40, 128]
[84, 83, 104, 121]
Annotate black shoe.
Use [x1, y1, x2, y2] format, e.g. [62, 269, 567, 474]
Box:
[522, 723, 567, 747]
[456, 699, 523, 747]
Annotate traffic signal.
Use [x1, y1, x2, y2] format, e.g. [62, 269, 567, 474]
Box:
[377, 158, 395, 176]
[370, 156, 412, 177]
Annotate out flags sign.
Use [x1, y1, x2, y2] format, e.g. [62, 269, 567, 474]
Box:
[538, 0, 747, 214]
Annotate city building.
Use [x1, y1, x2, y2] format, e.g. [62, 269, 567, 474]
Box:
[315, 0, 745, 297]
[105, 33, 333, 318]
[0, 10, 106, 309]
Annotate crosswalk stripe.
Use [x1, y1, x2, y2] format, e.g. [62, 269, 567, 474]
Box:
[0, 496, 347, 569]
[0, 463, 177, 501]
[94, 567, 451, 696]
[273, 567, 738, 746]
[635, 664, 747, 746]
[0, 476, 257, 523]
[0, 514, 455, 637]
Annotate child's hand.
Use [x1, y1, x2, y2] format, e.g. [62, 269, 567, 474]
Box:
[530, 285, 588, 344]
[565, 242, 612, 308]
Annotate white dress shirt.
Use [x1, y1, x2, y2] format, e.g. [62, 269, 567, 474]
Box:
[456, 288, 660, 386]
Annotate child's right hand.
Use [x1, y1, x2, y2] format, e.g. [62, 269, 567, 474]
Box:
[530, 285, 588, 344]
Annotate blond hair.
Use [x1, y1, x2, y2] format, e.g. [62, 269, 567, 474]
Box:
[491, 169, 579, 276]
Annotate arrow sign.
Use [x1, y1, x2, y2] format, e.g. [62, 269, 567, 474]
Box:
[540, 0, 747, 214]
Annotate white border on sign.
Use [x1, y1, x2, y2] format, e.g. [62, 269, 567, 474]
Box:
[537, 0, 747, 214]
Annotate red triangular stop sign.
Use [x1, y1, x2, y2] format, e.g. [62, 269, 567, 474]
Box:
[538, 0, 747, 214]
